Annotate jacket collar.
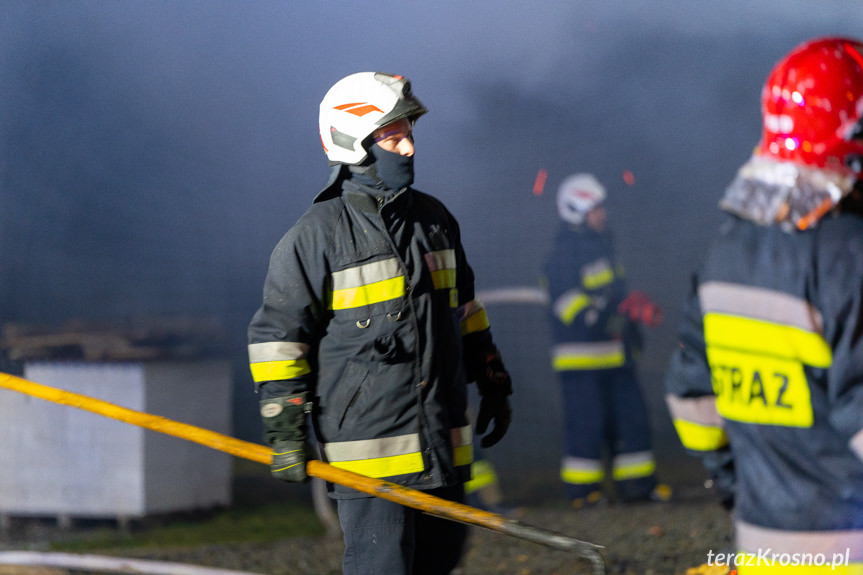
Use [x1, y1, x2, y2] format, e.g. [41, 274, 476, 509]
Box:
[341, 177, 413, 214]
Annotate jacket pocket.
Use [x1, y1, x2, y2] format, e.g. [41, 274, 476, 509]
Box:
[330, 360, 369, 432]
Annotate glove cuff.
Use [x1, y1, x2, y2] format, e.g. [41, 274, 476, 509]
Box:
[260, 392, 311, 445]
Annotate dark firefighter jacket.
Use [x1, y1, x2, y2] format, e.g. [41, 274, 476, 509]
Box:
[544, 223, 641, 372]
[248, 172, 494, 498]
[665, 186, 863, 557]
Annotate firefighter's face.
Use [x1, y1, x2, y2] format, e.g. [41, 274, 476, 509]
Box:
[373, 119, 415, 156]
[586, 205, 607, 232]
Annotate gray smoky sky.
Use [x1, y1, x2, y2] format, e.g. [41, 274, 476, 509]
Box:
[2, 1, 862, 439]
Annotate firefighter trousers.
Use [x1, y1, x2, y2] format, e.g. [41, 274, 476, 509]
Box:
[337, 484, 468, 575]
[558, 366, 657, 501]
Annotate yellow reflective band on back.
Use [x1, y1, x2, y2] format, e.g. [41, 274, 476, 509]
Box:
[461, 307, 490, 335]
[250, 359, 311, 383]
[704, 313, 823, 428]
[704, 313, 832, 368]
[331, 276, 406, 309]
[329, 451, 425, 479]
[708, 346, 814, 427]
[672, 418, 729, 451]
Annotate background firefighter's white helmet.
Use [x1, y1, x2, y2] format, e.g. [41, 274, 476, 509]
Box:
[319, 72, 428, 165]
[556, 173, 607, 225]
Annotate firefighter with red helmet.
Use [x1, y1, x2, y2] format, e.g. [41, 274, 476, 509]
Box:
[248, 72, 513, 574]
[544, 173, 668, 506]
[665, 37, 863, 572]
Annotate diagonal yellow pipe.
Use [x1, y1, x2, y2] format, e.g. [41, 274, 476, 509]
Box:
[0, 372, 605, 574]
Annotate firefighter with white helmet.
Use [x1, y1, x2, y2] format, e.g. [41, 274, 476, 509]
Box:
[248, 72, 512, 574]
[544, 173, 668, 506]
[665, 37, 863, 573]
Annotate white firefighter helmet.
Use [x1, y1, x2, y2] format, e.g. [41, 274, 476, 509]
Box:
[319, 72, 428, 165]
[556, 173, 607, 225]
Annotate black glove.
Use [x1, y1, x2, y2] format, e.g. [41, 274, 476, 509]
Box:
[474, 348, 513, 448]
[260, 392, 312, 483]
[270, 439, 315, 483]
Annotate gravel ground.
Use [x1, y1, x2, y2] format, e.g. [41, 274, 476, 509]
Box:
[1, 480, 734, 575]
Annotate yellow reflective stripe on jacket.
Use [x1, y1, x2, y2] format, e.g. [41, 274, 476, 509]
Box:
[322, 426, 473, 479]
[666, 395, 728, 451]
[561, 456, 604, 485]
[424, 249, 457, 290]
[612, 451, 656, 481]
[582, 258, 615, 290]
[248, 341, 311, 383]
[551, 341, 625, 371]
[330, 451, 425, 478]
[699, 282, 830, 428]
[330, 258, 406, 310]
[459, 300, 490, 336]
[705, 314, 832, 368]
[553, 289, 591, 325]
[323, 433, 424, 478]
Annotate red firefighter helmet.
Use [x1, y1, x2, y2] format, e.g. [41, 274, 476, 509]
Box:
[757, 37, 863, 175]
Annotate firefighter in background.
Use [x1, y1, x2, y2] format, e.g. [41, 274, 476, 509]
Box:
[248, 72, 513, 575]
[665, 37, 863, 573]
[544, 173, 668, 506]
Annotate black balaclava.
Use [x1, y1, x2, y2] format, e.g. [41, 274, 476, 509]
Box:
[368, 143, 415, 191]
